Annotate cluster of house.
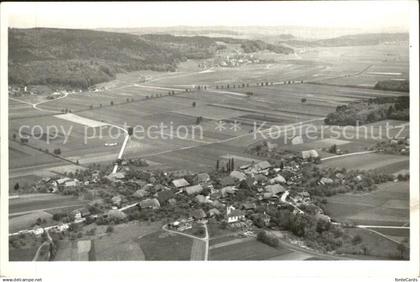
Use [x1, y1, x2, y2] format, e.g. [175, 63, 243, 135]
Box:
[373, 137, 410, 155]
[10, 153, 338, 239]
[87, 86, 106, 92]
[131, 159, 321, 230]
[216, 54, 261, 68]
[8, 86, 32, 96]
[101, 157, 328, 226]
[9, 208, 90, 237]
[197, 54, 261, 69]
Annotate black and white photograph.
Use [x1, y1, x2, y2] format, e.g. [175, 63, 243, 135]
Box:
[0, 1, 418, 281]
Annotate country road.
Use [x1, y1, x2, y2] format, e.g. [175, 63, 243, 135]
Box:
[9, 92, 70, 114]
[32, 230, 52, 261]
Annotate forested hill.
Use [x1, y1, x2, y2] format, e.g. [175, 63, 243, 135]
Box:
[280, 33, 409, 47]
[9, 28, 293, 89]
[140, 34, 294, 58]
[9, 28, 183, 88]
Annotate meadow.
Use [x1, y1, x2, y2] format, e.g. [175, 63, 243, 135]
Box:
[325, 181, 409, 227]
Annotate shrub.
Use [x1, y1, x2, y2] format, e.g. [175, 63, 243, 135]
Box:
[351, 234, 362, 245]
[106, 226, 114, 233]
[257, 231, 279, 247]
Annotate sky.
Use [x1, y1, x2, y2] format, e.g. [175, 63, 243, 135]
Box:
[5, 1, 413, 32]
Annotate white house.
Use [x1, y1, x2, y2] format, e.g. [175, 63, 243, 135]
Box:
[226, 205, 245, 223]
[302, 149, 319, 159]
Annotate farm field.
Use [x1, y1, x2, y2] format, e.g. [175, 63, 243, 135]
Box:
[320, 152, 409, 173]
[139, 230, 193, 260]
[9, 140, 68, 170]
[9, 194, 88, 216]
[9, 210, 54, 233]
[209, 238, 292, 260]
[338, 227, 408, 259]
[9, 246, 39, 261]
[54, 221, 161, 261]
[325, 181, 409, 227]
[299, 44, 409, 86]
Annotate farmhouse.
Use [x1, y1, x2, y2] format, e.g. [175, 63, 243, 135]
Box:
[226, 206, 245, 223]
[319, 177, 334, 185]
[196, 173, 211, 183]
[111, 195, 123, 207]
[221, 186, 236, 197]
[255, 160, 272, 171]
[108, 172, 126, 180]
[254, 174, 268, 183]
[153, 184, 167, 192]
[64, 179, 79, 187]
[241, 202, 257, 210]
[195, 194, 209, 204]
[208, 208, 221, 217]
[185, 184, 203, 195]
[264, 184, 285, 195]
[169, 220, 192, 231]
[263, 192, 274, 199]
[140, 198, 161, 209]
[107, 209, 127, 220]
[172, 178, 190, 188]
[71, 208, 91, 220]
[157, 190, 175, 205]
[315, 213, 331, 223]
[291, 136, 304, 145]
[56, 177, 71, 185]
[133, 189, 148, 199]
[230, 170, 246, 181]
[302, 149, 319, 159]
[191, 209, 206, 220]
[269, 175, 286, 184]
[220, 176, 236, 186]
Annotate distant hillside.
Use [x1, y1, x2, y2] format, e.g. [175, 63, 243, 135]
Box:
[141, 34, 294, 58]
[280, 33, 409, 47]
[9, 28, 293, 89]
[9, 28, 183, 88]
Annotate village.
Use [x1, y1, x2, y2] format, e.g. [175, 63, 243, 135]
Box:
[10, 141, 407, 262]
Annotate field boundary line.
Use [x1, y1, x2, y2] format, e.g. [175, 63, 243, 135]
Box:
[321, 150, 375, 161]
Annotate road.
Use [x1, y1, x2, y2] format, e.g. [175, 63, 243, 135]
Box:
[355, 225, 409, 244]
[309, 64, 373, 84]
[32, 230, 52, 261]
[9, 92, 70, 114]
[10, 93, 129, 175]
[112, 132, 130, 173]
